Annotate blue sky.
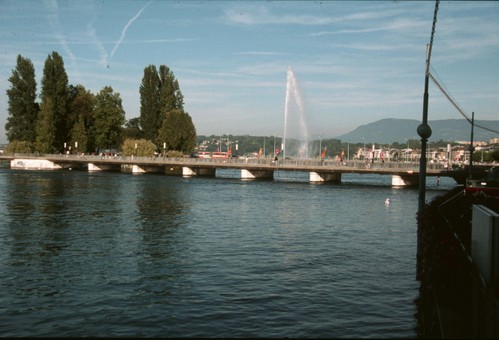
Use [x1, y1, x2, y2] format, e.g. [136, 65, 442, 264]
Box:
[1, 0, 498, 144]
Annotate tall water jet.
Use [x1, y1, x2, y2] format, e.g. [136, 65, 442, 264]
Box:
[282, 66, 309, 159]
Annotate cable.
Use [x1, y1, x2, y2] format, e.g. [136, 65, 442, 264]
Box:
[429, 70, 499, 135]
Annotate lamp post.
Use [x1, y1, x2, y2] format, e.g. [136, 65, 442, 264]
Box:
[468, 112, 475, 183]
[418, 0, 439, 215]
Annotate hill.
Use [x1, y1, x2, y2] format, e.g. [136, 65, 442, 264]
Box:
[337, 118, 499, 144]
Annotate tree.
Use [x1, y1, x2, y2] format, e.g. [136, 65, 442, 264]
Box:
[68, 85, 95, 153]
[158, 109, 196, 154]
[94, 86, 126, 150]
[121, 138, 156, 157]
[491, 149, 499, 162]
[123, 117, 143, 139]
[139, 64, 191, 148]
[156, 65, 193, 153]
[40, 51, 69, 151]
[158, 65, 184, 113]
[4, 140, 33, 154]
[35, 97, 56, 153]
[5, 55, 39, 143]
[70, 116, 88, 154]
[139, 65, 160, 141]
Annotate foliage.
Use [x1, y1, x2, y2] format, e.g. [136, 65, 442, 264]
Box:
[140, 64, 193, 149]
[5, 55, 39, 143]
[70, 116, 88, 153]
[40, 51, 69, 151]
[121, 138, 156, 157]
[123, 117, 143, 140]
[5, 53, 197, 156]
[34, 97, 56, 153]
[159, 65, 184, 113]
[140, 65, 161, 141]
[4, 140, 33, 154]
[158, 109, 196, 154]
[491, 149, 499, 162]
[94, 86, 125, 150]
[68, 85, 95, 153]
[165, 150, 184, 158]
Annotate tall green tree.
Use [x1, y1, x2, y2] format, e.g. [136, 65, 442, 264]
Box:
[40, 51, 69, 151]
[139, 65, 160, 141]
[158, 65, 185, 117]
[139, 64, 191, 148]
[158, 109, 196, 154]
[35, 97, 56, 153]
[68, 85, 95, 153]
[156, 65, 191, 152]
[5, 55, 39, 143]
[94, 86, 125, 150]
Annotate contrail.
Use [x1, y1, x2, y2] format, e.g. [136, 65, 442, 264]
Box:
[108, 1, 152, 64]
[45, 0, 81, 80]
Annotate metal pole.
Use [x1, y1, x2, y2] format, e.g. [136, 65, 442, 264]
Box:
[418, 0, 439, 215]
[468, 112, 475, 183]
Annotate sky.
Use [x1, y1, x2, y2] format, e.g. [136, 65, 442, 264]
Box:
[1, 0, 498, 144]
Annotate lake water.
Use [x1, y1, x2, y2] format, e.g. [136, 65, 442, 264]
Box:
[0, 167, 457, 337]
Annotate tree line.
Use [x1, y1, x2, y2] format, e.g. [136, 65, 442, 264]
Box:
[4, 52, 196, 156]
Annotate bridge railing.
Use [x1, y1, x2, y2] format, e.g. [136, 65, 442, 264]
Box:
[1, 153, 449, 171]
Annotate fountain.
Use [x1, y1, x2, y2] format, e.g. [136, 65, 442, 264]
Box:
[282, 66, 309, 159]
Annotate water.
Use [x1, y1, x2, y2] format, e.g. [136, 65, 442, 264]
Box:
[0, 168, 457, 337]
[283, 66, 309, 159]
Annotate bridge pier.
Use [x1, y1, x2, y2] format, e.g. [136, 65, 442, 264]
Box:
[121, 164, 143, 174]
[11, 159, 63, 170]
[182, 167, 216, 177]
[309, 171, 341, 183]
[392, 174, 419, 187]
[88, 163, 120, 172]
[240, 169, 274, 180]
[121, 164, 163, 174]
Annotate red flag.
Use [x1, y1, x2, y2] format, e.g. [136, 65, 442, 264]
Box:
[321, 147, 327, 159]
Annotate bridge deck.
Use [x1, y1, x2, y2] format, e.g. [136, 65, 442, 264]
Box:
[0, 153, 459, 177]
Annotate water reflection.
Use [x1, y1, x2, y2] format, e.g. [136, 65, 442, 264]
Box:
[4, 172, 73, 260]
[133, 175, 192, 303]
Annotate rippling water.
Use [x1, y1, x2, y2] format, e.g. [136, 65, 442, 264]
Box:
[0, 168, 456, 337]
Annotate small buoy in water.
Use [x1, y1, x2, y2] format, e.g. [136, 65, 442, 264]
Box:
[385, 198, 390, 205]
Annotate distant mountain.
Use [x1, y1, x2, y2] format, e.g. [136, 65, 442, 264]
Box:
[337, 118, 499, 144]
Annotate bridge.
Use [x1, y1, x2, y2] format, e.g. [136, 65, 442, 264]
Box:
[1, 153, 489, 186]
